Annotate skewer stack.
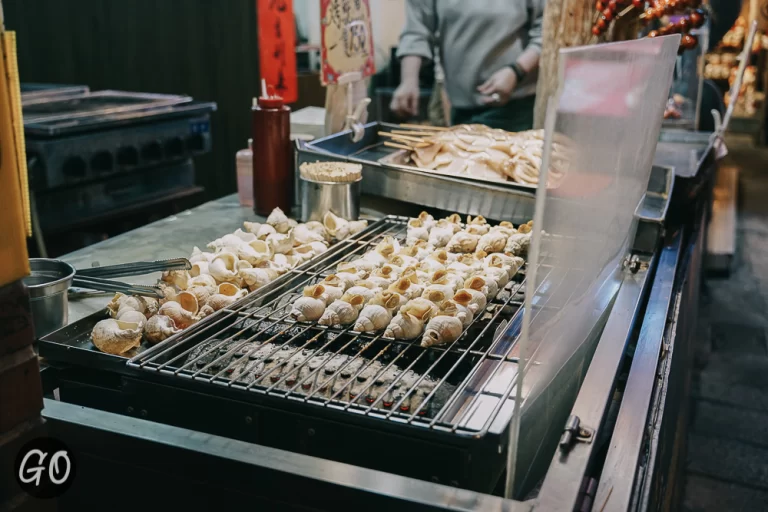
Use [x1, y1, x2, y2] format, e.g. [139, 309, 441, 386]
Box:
[380, 124, 449, 152]
[299, 161, 363, 183]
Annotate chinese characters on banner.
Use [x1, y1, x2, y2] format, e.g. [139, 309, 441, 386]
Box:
[257, 0, 298, 102]
[320, 0, 375, 85]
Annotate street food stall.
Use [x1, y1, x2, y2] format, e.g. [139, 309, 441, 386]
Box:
[17, 35, 718, 512]
[1, 2, 736, 511]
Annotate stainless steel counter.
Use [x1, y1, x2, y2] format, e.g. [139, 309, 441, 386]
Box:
[654, 130, 714, 178]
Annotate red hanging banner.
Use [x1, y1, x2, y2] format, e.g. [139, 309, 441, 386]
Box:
[257, 0, 298, 103]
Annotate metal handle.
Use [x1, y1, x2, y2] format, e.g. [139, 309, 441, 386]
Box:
[346, 97, 371, 143]
[76, 258, 191, 279]
[71, 276, 165, 298]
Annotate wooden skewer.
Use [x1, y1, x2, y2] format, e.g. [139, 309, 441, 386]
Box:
[390, 129, 439, 137]
[391, 136, 422, 145]
[388, 137, 418, 148]
[384, 141, 413, 151]
[378, 131, 426, 143]
[399, 123, 449, 131]
[619, 4, 636, 18]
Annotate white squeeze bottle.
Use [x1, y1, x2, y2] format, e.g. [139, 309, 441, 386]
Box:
[236, 138, 253, 207]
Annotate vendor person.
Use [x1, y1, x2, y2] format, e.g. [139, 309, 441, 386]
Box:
[390, 0, 544, 131]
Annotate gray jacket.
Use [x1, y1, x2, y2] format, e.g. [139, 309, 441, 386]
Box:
[396, 0, 544, 108]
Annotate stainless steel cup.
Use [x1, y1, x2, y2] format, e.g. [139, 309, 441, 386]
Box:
[300, 175, 361, 222]
[24, 259, 76, 338]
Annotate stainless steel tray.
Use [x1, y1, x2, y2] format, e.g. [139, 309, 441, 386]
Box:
[297, 122, 536, 223]
[22, 90, 204, 137]
[21, 83, 90, 103]
[655, 129, 715, 179]
[22, 90, 192, 122]
[375, 137, 537, 191]
[378, 148, 537, 188]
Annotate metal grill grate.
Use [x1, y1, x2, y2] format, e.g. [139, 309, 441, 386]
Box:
[128, 216, 572, 437]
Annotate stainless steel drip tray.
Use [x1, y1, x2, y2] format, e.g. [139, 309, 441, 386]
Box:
[457, 394, 517, 432]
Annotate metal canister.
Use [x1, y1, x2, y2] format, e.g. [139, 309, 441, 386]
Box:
[23, 259, 75, 338]
[300, 175, 361, 222]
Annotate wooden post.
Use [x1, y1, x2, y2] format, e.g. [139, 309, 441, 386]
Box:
[0, 13, 49, 507]
[533, 0, 596, 129]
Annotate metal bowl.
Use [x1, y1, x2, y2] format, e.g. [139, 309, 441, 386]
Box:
[24, 258, 76, 338]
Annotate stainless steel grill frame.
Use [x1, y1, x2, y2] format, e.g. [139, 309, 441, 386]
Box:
[128, 216, 578, 441]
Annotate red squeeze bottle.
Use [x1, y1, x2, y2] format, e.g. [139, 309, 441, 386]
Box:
[252, 85, 292, 216]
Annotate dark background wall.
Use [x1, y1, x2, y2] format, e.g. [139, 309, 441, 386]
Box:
[5, 0, 324, 202]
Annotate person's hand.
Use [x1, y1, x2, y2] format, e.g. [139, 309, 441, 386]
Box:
[477, 67, 518, 106]
[390, 81, 420, 118]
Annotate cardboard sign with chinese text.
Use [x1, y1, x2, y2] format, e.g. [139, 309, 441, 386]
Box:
[257, 0, 298, 102]
[320, 0, 375, 85]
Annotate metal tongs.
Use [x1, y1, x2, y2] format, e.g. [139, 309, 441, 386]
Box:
[71, 258, 191, 299]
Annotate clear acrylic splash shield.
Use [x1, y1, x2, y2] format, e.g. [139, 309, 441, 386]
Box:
[666, 27, 709, 130]
[505, 36, 680, 498]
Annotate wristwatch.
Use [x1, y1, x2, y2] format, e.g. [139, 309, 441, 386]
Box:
[509, 62, 527, 82]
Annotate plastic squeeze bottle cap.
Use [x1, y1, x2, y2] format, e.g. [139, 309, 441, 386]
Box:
[255, 80, 284, 108]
